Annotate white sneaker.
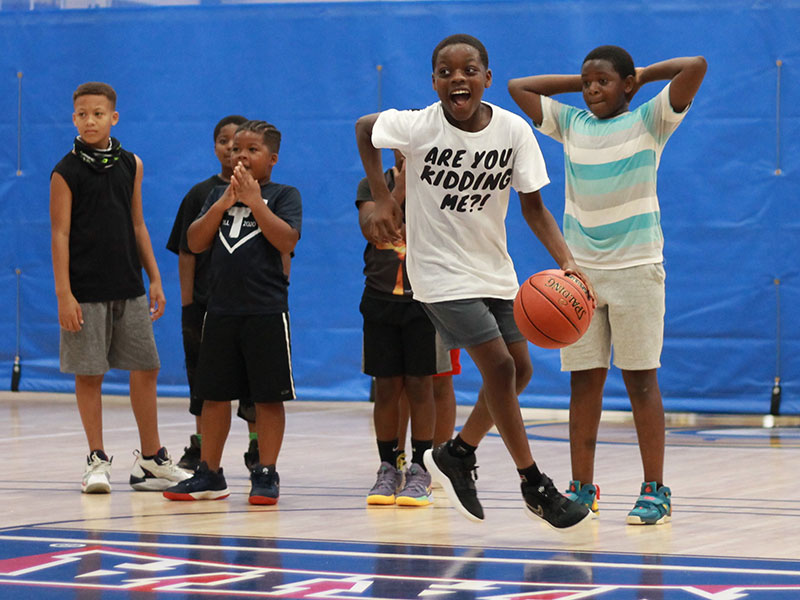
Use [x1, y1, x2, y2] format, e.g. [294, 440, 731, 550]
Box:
[130, 447, 191, 491]
[83, 451, 112, 494]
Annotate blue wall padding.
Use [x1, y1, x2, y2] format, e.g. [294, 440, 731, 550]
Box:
[0, 0, 798, 414]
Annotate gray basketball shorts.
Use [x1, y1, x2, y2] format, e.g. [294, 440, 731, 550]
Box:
[422, 297, 525, 351]
[60, 295, 160, 375]
[560, 263, 666, 372]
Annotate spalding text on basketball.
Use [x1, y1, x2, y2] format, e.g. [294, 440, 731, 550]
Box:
[544, 277, 588, 320]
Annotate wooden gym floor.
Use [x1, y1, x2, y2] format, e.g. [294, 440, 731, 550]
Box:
[1, 391, 799, 598]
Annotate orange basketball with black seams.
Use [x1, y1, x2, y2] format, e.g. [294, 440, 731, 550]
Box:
[513, 269, 594, 349]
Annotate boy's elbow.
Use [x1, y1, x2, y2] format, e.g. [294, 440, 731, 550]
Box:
[356, 113, 378, 140]
[186, 233, 204, 254]
[692, 56, 708, 72]
[283, 230, 300, 255]
[685, 56, 707, 79]
[508, 79, 529, 103]
[355, 115, 368, 136]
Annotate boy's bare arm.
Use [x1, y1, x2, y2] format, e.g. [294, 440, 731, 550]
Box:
[634, 56, 707, 112]
[358, 162, 406, 245]
[358, 201, 377, 244]
[355, 113, 403, 243]
[130, 155, 165, 321]
[246, 201, 300, 255]
[508, 75, 583, 126]
[187, 185, 235, 253]
[232, 163, 300, 255]
[519, 190, 596, 302]
[49, 172, 83, 332]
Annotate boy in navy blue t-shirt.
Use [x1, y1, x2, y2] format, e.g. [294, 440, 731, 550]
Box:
[163, 120, 302, 505]
[166, 114, 264, 472]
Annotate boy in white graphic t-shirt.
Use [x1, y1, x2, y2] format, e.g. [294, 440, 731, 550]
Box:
[356, 33, 594, 530]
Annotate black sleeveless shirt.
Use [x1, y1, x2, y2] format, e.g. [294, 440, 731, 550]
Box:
[51, 148, 145, 302]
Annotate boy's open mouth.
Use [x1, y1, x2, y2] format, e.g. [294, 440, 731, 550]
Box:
[450, 89, 471, 107]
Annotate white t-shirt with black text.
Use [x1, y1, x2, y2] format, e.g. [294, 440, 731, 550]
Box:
[372, 102, 549, 303]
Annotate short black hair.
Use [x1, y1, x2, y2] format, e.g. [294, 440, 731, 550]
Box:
[236, 120, 281, 153]
[431, 34, 489, 70]
[583, 45, 635, 79]
[214, 115, 247, 142]
[73, 82, 117, 108]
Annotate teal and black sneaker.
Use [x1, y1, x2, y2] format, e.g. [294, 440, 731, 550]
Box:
[627, 482, 671, 525]
[565, 480, 600, 518]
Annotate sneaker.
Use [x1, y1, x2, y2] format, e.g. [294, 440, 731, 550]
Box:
[249, 464, 280, 505]
[627, 482, 672, 525]
[522, 473, 592, 530]
[163, 461, 229, 501]
[177, 434, 201, 472]
[565, 480, 600, 518]
[130, 447, 191, 491]
[366, 462, 402, 505]
[243, 438, 259, 471]
[423, 442, 483, 522]
[82, 450, 112, 494]
[396, 463, 433, 507]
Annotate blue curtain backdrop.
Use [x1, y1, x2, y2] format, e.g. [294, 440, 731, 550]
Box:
[0, 0, 797, 414]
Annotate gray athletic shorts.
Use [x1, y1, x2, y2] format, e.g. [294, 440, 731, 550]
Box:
[60, 295, 160, 375]
[560, 263, 665, 372]
[422, 298, 525, 351]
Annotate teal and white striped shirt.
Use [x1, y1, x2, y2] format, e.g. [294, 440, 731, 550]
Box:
[536, 83, 688, 269]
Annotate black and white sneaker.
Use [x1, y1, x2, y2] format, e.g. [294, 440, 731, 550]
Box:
[82, 450, 112, 494]
[522, 473, 591, 530]
[424, 441, 483, 522]
[130, 447, 191, 491]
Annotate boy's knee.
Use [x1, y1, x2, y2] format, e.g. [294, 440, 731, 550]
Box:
[132, 368, 159, 378]
[622, 369, 660, 400]
[403, 375, 433, 403]
[255, 402, 286, 422]
[514, 360, 533, 393]
[484, 353, 516, 386]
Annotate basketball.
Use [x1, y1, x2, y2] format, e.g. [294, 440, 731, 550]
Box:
[513, 269, 594, 349]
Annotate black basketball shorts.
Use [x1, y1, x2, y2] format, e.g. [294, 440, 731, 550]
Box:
[195, 312, 295, 404]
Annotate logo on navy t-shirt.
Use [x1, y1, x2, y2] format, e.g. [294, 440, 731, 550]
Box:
[218, 199, 268, 253]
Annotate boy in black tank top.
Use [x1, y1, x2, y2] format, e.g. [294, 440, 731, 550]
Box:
[50, 82, 189, 494]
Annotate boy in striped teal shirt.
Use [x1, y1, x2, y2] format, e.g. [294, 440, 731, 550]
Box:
[509, 46, 706, 525]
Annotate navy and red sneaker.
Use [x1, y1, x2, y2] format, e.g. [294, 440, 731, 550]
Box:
[163, 461, 229, 501]
[249, 464, 280, 505]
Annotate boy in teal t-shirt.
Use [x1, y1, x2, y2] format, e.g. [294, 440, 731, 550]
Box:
[510, 46, 706, 525]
